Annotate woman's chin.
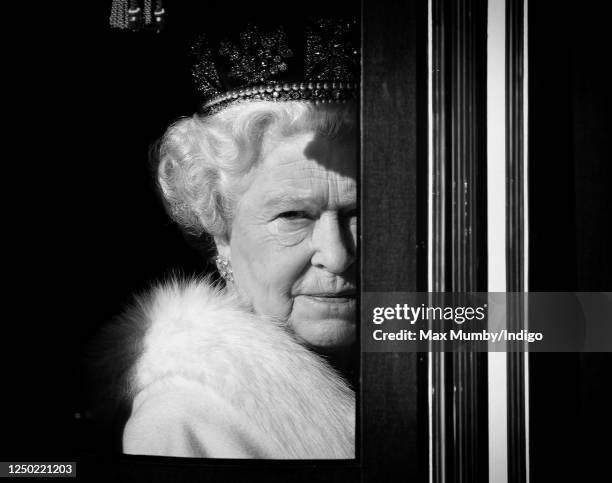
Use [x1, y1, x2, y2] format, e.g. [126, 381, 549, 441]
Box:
[289, 307, 357, 351]
[288, 294, 357, 349]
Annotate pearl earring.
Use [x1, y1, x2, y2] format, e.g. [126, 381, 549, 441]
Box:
[215, 255, 234, 283]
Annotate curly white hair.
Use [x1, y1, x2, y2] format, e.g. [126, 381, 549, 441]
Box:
[156, 101, 356, 240]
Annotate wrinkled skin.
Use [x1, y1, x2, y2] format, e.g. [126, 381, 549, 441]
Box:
[216, 130, 357, 351]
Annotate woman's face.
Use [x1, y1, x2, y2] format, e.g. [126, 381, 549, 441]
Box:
[218, 129, 357, 351]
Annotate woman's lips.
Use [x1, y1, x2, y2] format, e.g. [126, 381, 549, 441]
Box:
[295, 293, 357, 318]
[299, 292, 356, 303]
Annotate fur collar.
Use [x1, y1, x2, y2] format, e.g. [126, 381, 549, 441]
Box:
[112, 278, 355, 458]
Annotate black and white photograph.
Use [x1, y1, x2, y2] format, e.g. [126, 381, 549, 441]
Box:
[2, 0, 611, 482]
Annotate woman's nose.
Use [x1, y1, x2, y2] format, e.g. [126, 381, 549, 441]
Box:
[311, 212, 356, 273]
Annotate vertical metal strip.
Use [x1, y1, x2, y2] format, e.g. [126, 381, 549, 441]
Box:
[506, 0, 528, 481]
[429, 1, 488, 482]
[428, 2, 435, 480]
[450, 2, 488, 481]
[429, 0, 448, 482]
[428, 1, 435, 293]
[487, 1, 508, 483]
[428, 3, 438, 483]
[431, 1, 447, 294]
[523, 1, 530, 481]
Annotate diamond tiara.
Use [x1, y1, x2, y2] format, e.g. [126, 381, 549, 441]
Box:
[202, 81, 357, 113]
[191, 19, 360, 114]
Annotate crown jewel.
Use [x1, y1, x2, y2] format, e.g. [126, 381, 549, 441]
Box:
[306, 18, 359, 80]
[219, 25, 293, 84]
[190, 18, 359, 113]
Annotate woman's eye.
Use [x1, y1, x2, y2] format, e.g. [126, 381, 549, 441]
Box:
[271, 210, 313, 243]
[278, 211, 311, 220]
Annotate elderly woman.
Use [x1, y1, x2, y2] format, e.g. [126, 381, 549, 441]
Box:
[112, 27, 359, 457]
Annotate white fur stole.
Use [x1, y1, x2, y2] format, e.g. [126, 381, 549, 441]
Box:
[119, 278, 355, 459]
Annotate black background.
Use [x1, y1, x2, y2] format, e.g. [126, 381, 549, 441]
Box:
[529, 1, 612, 481]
